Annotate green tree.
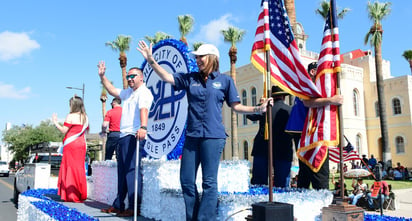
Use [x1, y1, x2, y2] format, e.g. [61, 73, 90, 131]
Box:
[144, 32, 172, 45]
[364, 1, 391, 163]
[402, 50, 412, 75]
[178, 14, 194, 46]
[2, 121, 63, 163]
[315, 0, 350, 20]
[221, 26, 246, 159]
[105, 35, 132, 89]
[192, 42, 204, 51]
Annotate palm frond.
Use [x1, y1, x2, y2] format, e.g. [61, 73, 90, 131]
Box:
[402, 50, 412, 60]
[221, 26, 246, 47]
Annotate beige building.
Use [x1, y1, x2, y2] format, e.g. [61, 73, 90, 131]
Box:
[221, 25, 412, 169]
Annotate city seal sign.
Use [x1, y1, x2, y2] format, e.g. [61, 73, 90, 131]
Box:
[142, 39, 197, 159]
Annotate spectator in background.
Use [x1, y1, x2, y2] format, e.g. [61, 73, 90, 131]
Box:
[368, 154, 377, 170]
[361, 155, 369, 169]
[396, 162, 405, 179]
[343, 163, 348, 173]
[102, 97, 122, 160]
[367, 180, 390, 210]
[387, 167, 395, 180]
[331, 175, 348, 197]
[394, 168, 403, 180]
[348, 178, 367, 205]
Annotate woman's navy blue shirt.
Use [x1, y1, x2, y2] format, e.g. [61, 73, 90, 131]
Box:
[173, 71, 240, 139]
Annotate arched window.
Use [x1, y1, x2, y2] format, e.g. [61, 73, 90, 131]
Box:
[243, 140, 249, 160]
[395, 136, 405, 154]
[251, 87, 257, 106]
[356, 134, 362, 154]
[251, 87, 258, 124]
[392, 98, 402, 115]
[353, 89, 359, 116]
[375, 101, 380, 117]
[242, 90, 247, 125]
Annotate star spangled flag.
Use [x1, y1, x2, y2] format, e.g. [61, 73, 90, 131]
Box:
[250, 0, 321, 99]
[329, 147, 361, 163]
[297, 0, 341, 172]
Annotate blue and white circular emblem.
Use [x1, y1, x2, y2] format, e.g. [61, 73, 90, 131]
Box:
[142, 39, 197, 159]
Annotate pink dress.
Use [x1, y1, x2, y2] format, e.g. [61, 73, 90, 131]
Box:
[57, 122, 88, 202]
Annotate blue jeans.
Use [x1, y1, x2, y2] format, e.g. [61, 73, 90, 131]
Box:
[367, 192, 386, 209]
[349, 193, 363, 205]
[112, 135, 146, 211]
[180, 137, 225, 221]
[105, 131, 120, 160]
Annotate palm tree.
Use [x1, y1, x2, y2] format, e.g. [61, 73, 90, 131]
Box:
[284, 0, 297, 34]
[192, 42, 204, 51]
[315, 0, 350, 20]
[144, 32, 172, 45]
[178, 14, 194, 46]
[105, 35, 132, 89]
[364, 1, 392, 163]
[100, 84, 108, 120]
[100, 84, 108, 159]
[221, 26, 246, 159]
[402, 50, 412, 75]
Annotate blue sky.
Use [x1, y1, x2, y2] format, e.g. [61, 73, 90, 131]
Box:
[0, 0, 410, 139]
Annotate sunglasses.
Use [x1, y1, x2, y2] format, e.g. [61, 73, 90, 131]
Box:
[126, 74, 138, 80]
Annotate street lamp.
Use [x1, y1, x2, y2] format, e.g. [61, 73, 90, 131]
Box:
[66, 83, 85, 101]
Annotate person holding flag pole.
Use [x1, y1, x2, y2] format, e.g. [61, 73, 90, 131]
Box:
[137, 41, 272, 221]
[250, 0, 343, 198]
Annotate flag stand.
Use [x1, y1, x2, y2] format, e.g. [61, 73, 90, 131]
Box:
[249, 5, 294, 220]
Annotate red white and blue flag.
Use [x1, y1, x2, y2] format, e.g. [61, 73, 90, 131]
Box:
[251, 0, 342, 172]
[250, 0, 321, 99]
[297, 0, 341, 172]
[329, 147, 361, 163]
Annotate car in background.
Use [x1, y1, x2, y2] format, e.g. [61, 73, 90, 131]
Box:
[13, 153, 62, 203]
[0, 161, 10, 177]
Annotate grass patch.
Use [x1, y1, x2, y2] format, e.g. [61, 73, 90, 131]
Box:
[329, 175, 412, 191]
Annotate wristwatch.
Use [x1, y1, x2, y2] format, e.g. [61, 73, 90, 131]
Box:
[140, 126, 147, 130]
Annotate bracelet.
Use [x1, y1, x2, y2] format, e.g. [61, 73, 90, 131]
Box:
[140, 126, 147, 130]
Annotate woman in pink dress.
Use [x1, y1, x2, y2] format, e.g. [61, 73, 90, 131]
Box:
[52, 95, 89, 202]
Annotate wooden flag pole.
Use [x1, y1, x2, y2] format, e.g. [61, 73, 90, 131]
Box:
[265, 48, 274, 203]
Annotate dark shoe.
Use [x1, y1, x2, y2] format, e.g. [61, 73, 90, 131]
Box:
[116, 209, 134, 217]
[101, 206, 121, 213]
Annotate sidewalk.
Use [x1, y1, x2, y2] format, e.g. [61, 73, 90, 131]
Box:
[364, 188, 412, 218]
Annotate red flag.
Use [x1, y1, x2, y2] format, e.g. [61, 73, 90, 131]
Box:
[297, 0, 341, 172]
[250, 0, 321, 99]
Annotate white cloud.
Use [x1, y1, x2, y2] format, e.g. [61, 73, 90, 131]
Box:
[193, 14, 235, 47]
[0, 82, 31, 99]
[0, 31, 40, 61]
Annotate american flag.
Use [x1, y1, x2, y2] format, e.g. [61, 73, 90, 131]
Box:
[329, 147, 361, 163]
[297, 0, 341, 172]
[250, 0, 321, 99]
